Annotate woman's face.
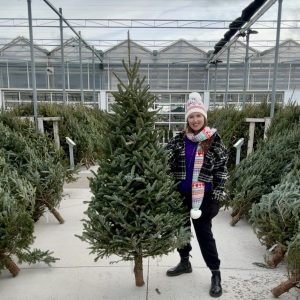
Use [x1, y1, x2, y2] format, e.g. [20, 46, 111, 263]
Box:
[187, 112, 205, 133]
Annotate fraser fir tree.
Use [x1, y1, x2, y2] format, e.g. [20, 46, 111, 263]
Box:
[249, 158, 300, 267]
[228, 123, 300, 225]
[0, 153, 57, 277]
[79, 57, 190, 286]
[0, 119, 68, 223]
[271, 231, 300, 297]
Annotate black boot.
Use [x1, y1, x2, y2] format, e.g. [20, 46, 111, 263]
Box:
[166, 257, 192, 277]
[209, 270, 222, 297]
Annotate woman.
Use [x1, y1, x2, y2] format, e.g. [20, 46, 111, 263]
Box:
[166, 92, 228, 298]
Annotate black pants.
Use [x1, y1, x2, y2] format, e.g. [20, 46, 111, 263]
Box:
[178, 190, 220, 271]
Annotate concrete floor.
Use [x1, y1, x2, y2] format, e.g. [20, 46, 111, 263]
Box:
[0, 167, 299, 300]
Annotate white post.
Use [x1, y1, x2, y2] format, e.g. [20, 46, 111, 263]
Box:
[247, 122, 256, 156]
[233, 138, 244, 165]
[66, 137, 76, 169]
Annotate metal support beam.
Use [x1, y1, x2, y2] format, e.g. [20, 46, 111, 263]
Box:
[27, 0, 38, 127]
[242, 32, 250, 108]
[42, 0, 102, 62]
[224, 48, 231, 105]
[92, 46, 96, 102]
[270, 0, 283, 118]
[79, 31, 84, 104]
[59, 8, 66, 104]
[1, 17, 298, 30]
[206, 0, 277, 68]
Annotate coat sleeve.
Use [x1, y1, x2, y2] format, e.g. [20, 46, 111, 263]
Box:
[212, 134, 229, 202]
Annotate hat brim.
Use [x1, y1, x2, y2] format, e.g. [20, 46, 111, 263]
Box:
[185, 108, 207, 121]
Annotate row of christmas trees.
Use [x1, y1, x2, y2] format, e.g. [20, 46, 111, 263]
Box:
[223, 105, 300, 297]
[0, 103, 107, 275]
[0, 113, 69, 275]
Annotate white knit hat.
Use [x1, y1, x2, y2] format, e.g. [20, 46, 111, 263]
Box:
[185, 92, 207, 121]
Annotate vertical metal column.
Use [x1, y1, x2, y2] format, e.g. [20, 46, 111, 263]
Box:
[27, 0, 38, 126]
[187, 63, 190, 90]
[214, 64, 217, 107]
[67, 61, 70, 89]
[242, 31, 250, 109]
[224, 48, 231, 105]
[26, 61, 30, 88]
[270, 0, 283, 118]
[167, 63, 170, 90]
[79, 31, 84, 104]
[206, 68, 210, 90]
[92, 46, 96, 103]
[147, 63, 150, 85]
[287, 63, 291, 90]
[59, 8, 66, 104]
[6, 62, 10, 88]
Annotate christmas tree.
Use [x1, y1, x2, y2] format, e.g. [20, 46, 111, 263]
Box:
[228, 123, 300, 225]
[0, 152, 57, 276]
[0, 118, 67, 223]
[271, 231, 300, 297]
[79, 55, 190, 286]
[249, 158, 300, 266]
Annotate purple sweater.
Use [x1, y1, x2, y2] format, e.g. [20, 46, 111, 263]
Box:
[178, 137, 212, 193]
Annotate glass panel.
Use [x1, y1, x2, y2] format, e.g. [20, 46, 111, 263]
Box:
[216, 93, 224, 103]
[84, 92, 93, 102]
[170, 114, 185, 122]
[155, 104, 171, 113]
[171, 93, 186, 103]
[170, 123, 185, 132]
[0, 63, 8, 88]
[171, 104, 184, 112]
[156, 114, 169, 122]
[226, 93, 238, 103]
[67, 93, 81, 102]
[52, 93, 63, 102]
[20, 91, 33, 101]
[155, 93, 170, 103]
[276, 93, 283, 102]
[4, 91, 19, 100]
[38, 92, 51, 102]
[254, 93, 268, 102]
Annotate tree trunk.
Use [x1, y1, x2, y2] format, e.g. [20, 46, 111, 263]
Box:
[265, 244, 285, 268]
[230, 208, 244, 226]
[134, 255, 144, 287]
[271, 274, 300, 298]
[0, 254, 20, 277]
[231, 207, 239, 218]
[44, 201, 65, 224]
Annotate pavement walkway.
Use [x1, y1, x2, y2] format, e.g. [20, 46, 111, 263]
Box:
[0, 167, 299, 300]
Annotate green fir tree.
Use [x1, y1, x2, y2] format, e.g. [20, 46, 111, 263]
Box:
[0, 153, 57, 277]
[79, 57, 190, 286]
[228, 123, 300, 225]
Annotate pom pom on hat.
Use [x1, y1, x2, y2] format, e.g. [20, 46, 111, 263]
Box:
[185, 92, 207, 121]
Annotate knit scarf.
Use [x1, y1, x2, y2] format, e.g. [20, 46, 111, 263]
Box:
[186, 126, 216, 219]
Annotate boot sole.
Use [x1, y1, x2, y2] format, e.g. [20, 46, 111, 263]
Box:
[166, 269, 192, 277]
[209, 290, 222, 297]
